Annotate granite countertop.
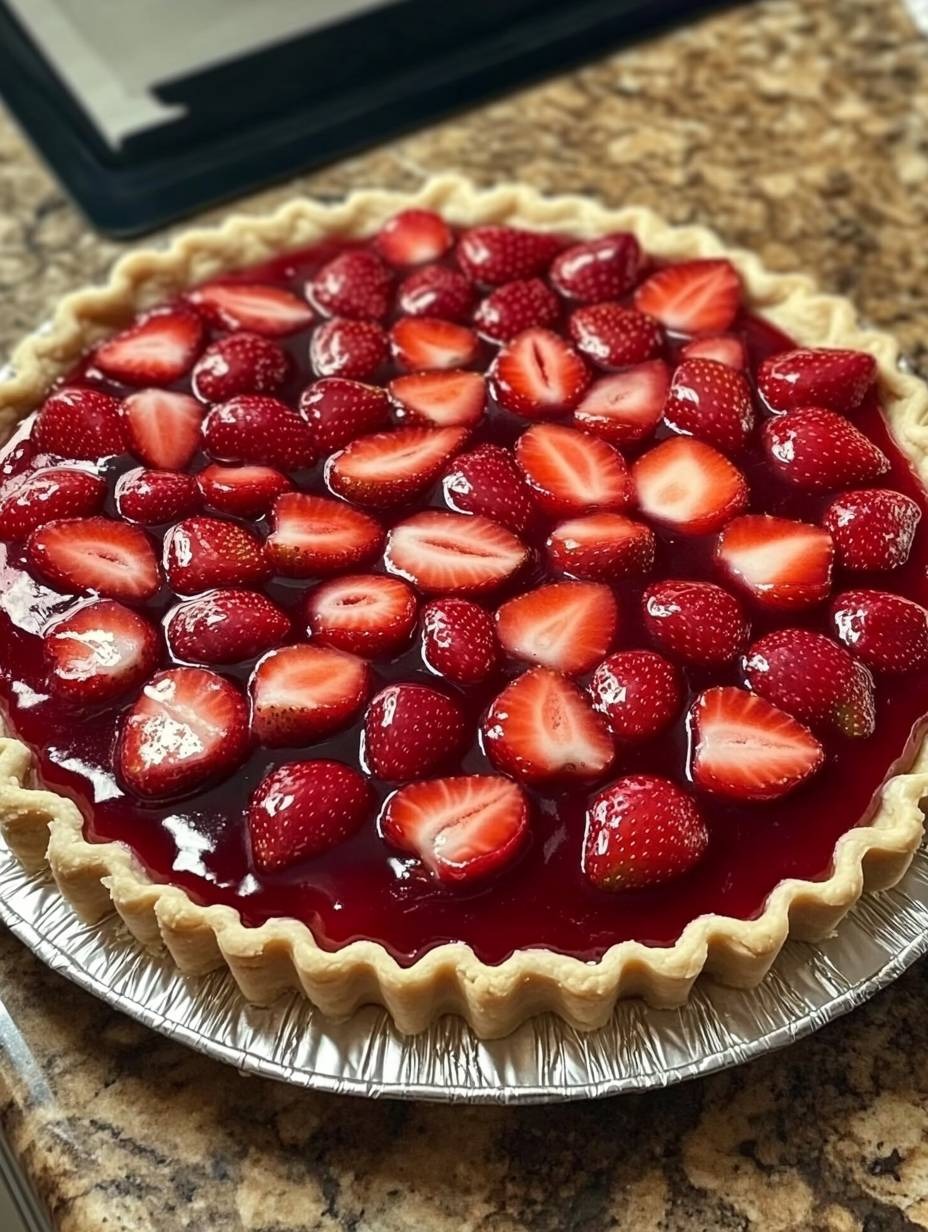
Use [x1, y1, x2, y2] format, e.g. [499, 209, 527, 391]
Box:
[1, 0, 928, 1228]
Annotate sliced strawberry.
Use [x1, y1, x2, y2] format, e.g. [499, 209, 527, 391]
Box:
[589, 650, 682, 743]
[514, 423, 631, 516]
[363, 683, 466, 780]
[443, 443, 536, 532]
[202, 394, 316, 471]
[118, 667, 248, 798]
[192, 332, 290, 402]
[420, 597, 499, 685]
[716, 514, 833, 610]
[569, 304, 662, 369]
[249, 644, 370, 744]
[166, 590, 290, 665]
[744, 627, 876, 739]
[473, 278, 560, 343]
[583, 775, 707, 890]
[28, 517, 160, 602]
[305, 574, 418, 657]
[390, 371, 486, 429]
[299, 377, 390, 449]
[44, 599, 158, 703]
[758, 347, 877, 415]
[663, 358, 754, 453]
[643, 579, 748, 665]
[456, 226, 562, 286]
[308, 248, 392, 321]
[266, 491, 383, 576]
[163, 516, 269, 595]
[381, 774, 529, 884]
[310, 318, 389, 380]
[248, 761, 372, 871]
[196, 463, 292, 518]
[547, 512, 655, 581]
[762, 407, 890, 490]
[822, 488, 921, 572]
[0, 467, 105, 542]
[490, 328, 590, 418]
[550, 233, 643, 303]
[496, 581, 617, 676]
[633, 259, 741, 337]
[115, 468, 200, 525]
[326, 425, 465, 507]
[375, 209, 453, 267]
[830, 589, 928, 674]
[573, 360, 670, 444]
[680, 335, 746, 369]
[483, 667, 614, 783]
[385, 511, 527, 594]
[390, 316, 478, 371]
[632, 436, 749, 535]
[122, 388, 203, 471]
[396, 265, 474, 321]
[187, 282, 313, 336]
[33, 388, 126, 461]
[94, 307, 204, 386]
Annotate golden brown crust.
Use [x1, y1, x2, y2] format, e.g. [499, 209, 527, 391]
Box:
[1, 176, 926, 1038]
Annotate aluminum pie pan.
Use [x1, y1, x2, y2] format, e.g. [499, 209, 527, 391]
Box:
[0, 834, 926, 1102]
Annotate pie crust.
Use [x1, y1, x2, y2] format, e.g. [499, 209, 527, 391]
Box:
[1, 176, 927, 1039]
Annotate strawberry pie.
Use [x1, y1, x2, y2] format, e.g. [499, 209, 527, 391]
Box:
[0, 179, 926, 1038]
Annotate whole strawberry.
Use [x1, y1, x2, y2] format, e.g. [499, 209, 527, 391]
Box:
[569, 304, 662, 369]
[762, 407, 889, 489]
[757, 347, 876, 415]
[822, 488, 921, 572]
[419, 598, 499, 685]
[550, 234, 643, 302]
[663, 357, 755, 453]
[397, 265, 474, 322]
[456, 225, 562, 285]
[203, 395, 316, 470]
[34, 388, 126, 461]
[363, 683, 467, 780]
[248, 761, 372, 872]
[308, 248, 393, 321]
[0, 467, 105, 541]
[192, 332, 290, 402]
[298, 377, 390, 450]
[443, 443, 537, 533]
[310, 318, 389, 380]
[830, 589, 928, 674]
[643, 580, 748, 666]
[474, 279, 560, 343]
[589, 651, 683, 743]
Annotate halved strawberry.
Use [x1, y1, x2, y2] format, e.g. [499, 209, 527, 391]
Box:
[299, 377, 390, 449]
[643, 579, 748, 666]
[443, 443, 536, 532]
[308, 249, 392, 321]
[266, 491, 383, 576]
[94, 307, 205, 386]
[680, 335, 746, 369]
[456, 226, 563, 286]
[326, 425, 465, 507]
[248, 760, 372, 871]
[758, 347, 877, 416]
[163, 516, 269, 595]
[583, 775, 707, 890]
[115, 468, 200, 525]
[419, 598, 499, 685]
[490, 328, 590, 418]
[663, 358, 754, 453]
[390, 371, 486, 429]
[192, 332, 290, 402]
[589, 650, 682, 743]
[196, 463, 292, 518]
[0, 466, 105, 541]
[305, 574, 418, 657]
[716, 514, 833, 610]
[385, 511, 527, 594]
[28, 517, 160, 602]
[44, 599, 158, 703]
[572, 360, 670, 444]
[166, 590, 290, 665]
[363, 683, 466, 780]
[310, 318, 389, 380]
[514, 423, 632, 516]
[546, 512, 655, 580]
[118, 667, 248, 798]
[122, 388, 203, 471]
[187, 282, 313, 336]
[33, 388, 126, 461]
[249, 644, 370, 744]
[396, 265, 474, 321]
[822, 488, 921, 572]
[375, 209, 453, 267]
[633, 259, 741, 337]
[550, 233, 643, 303]
[483, 667, 614, 783]
[690, 686, 825, 800]
[830, 589, 928, 674]
[202, 395, 316, 471]
[762, 407, 890, 489]
[569, 304, 662, 369]
[632, 436, 749, 535]
[381, 774, 529, 884]
[390, 317, 479, 371]
[473, 279, 560, 343]
[496, 580, 617, 676]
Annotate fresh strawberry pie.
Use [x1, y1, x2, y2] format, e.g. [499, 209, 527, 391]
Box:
[0, 181, 926, 1038]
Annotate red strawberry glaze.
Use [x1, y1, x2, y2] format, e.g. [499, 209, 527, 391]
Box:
[1, 229, 927, 970]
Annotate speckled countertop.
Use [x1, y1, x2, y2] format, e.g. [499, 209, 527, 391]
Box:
[1, 1, 928, 1229]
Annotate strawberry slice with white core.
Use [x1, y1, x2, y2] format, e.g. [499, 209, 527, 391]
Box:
[196, 464, 292, 518]
[716, 514, 834, 610]
[375, 209, 453, 267]
[187, 282, 313, 336]
[94, 307, 205, 386]
[490, 328, 590, 418]
[250, 644, 370, 745]
[546, 512, 656, 581]
[389, 371, 486, 428]
[326, 424, 466, 507]
[248, 761, 372, 872]
[266, 491, 383, 576]
[632, 436, 749, 535]
[689, 686, 824, 801]
[573, 360, 670, 444]
[122, 388, 203, 471]
[515, 423, 632, 516]
[496, 581, 618, 675]
[385, 510, 527, 594]
[381, 775, 529, 884]
[305, 574, 418, 657]
[0, 467, 106, 542]
[28, 517, 160, 602]
[483, 667, 614, 783]
[680, 335, 746, 369]
[118, 667, 248, 799]
[165, 590, 290, 665]
[633, 259, 742, 337]
[390, 317, 478, 371]
[44, 599, 158, 703]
